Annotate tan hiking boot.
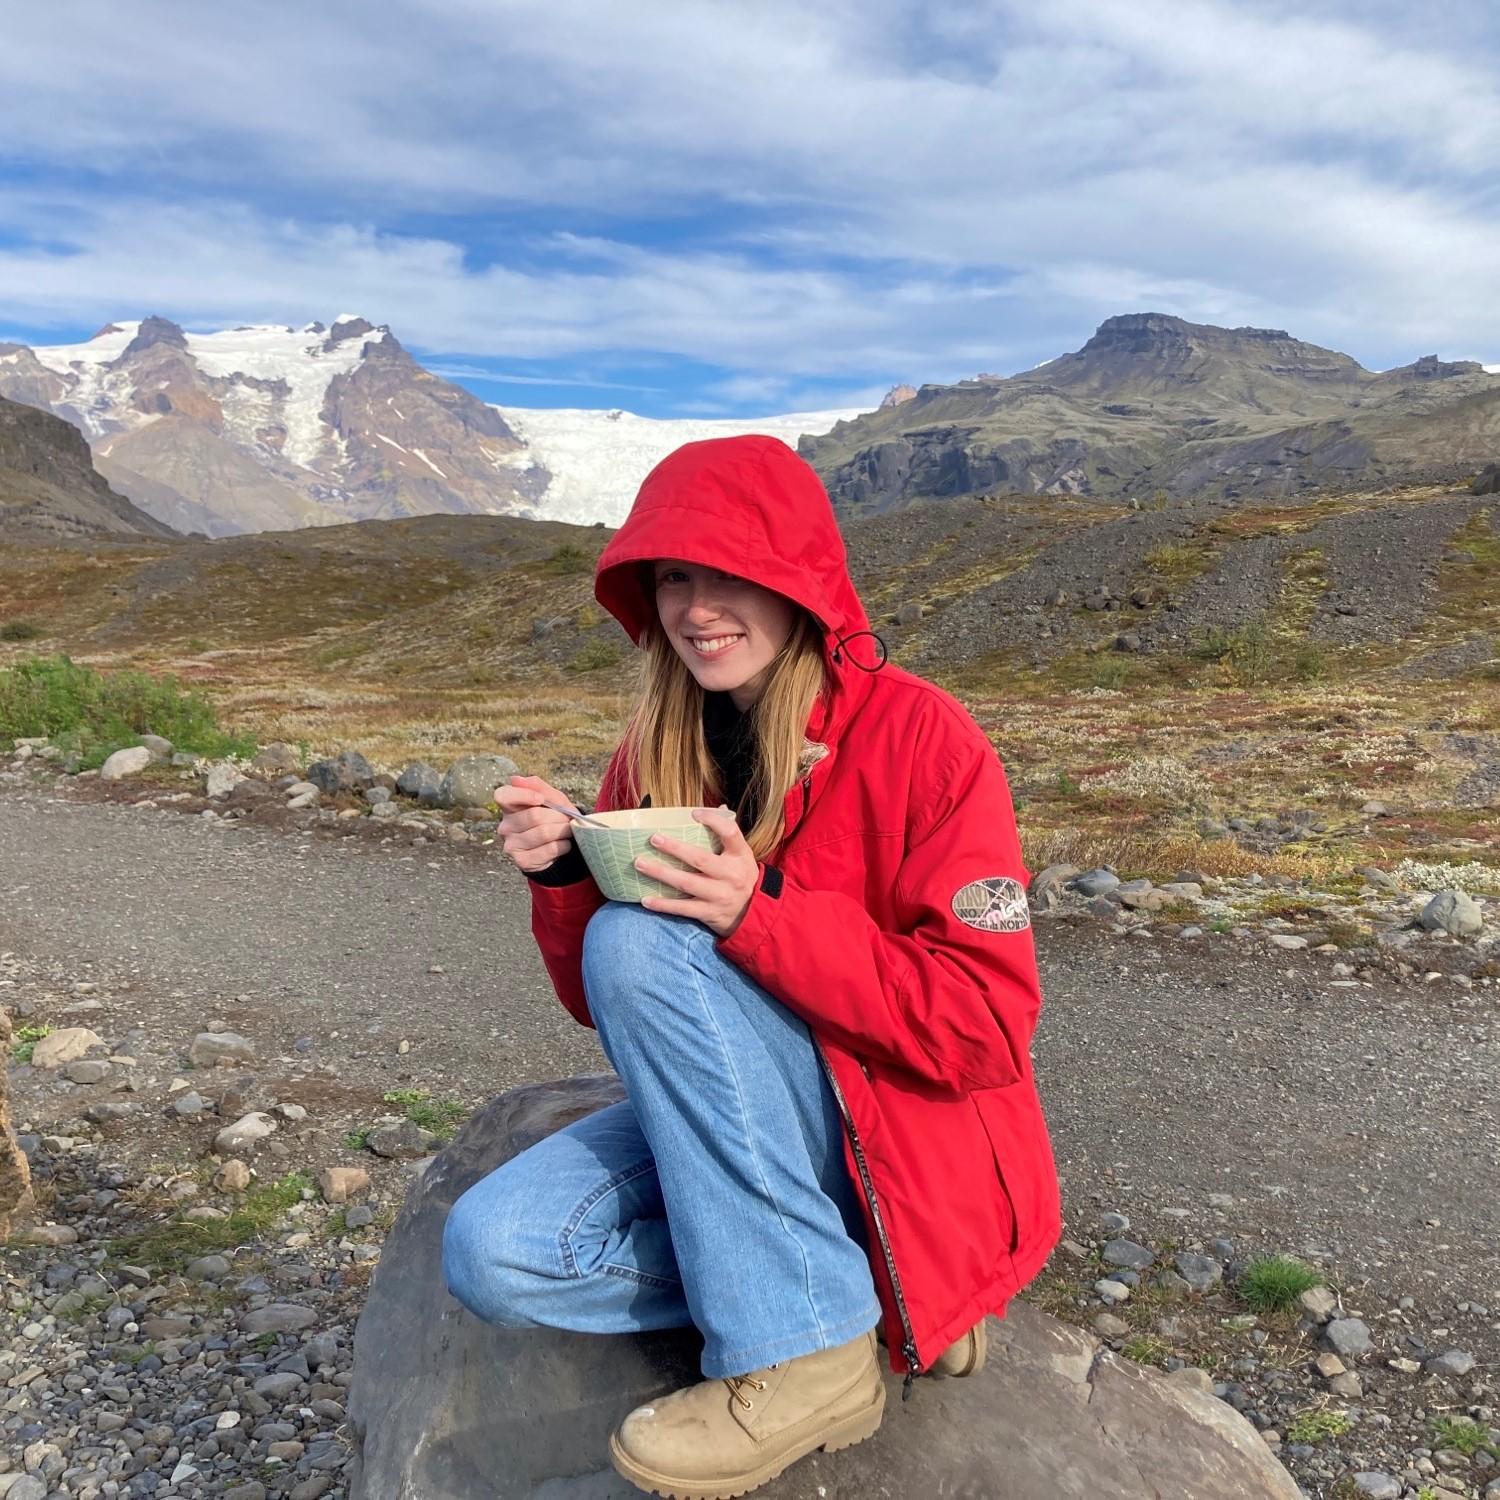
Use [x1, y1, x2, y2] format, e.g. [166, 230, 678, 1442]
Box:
[928, 1318, 987, 1377]
[609, 1329, 885, 1500]
[875, 1318, 988, 1377]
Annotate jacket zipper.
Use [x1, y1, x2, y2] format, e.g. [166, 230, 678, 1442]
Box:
[815, 1040, 922, 1401]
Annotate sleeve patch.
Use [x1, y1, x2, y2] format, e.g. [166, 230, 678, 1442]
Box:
[951, 876, 1031, 932]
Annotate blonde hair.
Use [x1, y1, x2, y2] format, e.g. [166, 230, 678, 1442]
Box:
[619, 599, 827, 862]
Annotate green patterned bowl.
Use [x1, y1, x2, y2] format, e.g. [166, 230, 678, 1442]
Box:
[572, 807, 725, 903]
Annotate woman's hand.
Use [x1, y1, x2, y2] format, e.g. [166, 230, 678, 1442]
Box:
[495, 774, 579, 874]
[635, 806, 759, 938]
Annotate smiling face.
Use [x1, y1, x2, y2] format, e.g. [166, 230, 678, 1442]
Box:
[653, 558, 798, 710]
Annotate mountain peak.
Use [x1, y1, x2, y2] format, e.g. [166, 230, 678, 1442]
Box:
[1082, 312, 1294, 354]
[118, 315, 188, 360]
[89, 322, 126, 340]
[327, 316, 377, 346]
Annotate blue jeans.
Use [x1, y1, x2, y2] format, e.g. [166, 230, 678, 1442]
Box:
[442, 901, 880, 1377]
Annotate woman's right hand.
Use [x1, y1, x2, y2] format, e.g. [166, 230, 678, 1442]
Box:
[495, 774, 581, 873]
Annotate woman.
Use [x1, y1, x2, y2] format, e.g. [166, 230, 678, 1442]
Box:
[442, 435, 1060, 1499]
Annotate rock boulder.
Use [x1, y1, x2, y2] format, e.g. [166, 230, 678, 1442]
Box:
[348, 1076, 1301, 1499]
[438, 754, 519, 811]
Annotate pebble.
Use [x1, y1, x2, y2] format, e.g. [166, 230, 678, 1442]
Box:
[1425, 1348, 1477, 1378]
[1101, 1238, 1156, 1271]
[1351, 1475, 1402, 1500]
[1095, 1279, 1131, 1304]
[1324, 1317, 1373, 1358]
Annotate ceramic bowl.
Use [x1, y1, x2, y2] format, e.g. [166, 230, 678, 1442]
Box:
[572, 807, 725, 903]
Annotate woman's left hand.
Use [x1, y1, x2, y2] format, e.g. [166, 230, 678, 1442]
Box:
[635, 806, 759, 938]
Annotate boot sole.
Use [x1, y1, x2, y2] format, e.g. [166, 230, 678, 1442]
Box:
[608, 1383, 886, 1500]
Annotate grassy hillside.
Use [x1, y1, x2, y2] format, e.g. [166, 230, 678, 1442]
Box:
[1, 484, 1496, 885]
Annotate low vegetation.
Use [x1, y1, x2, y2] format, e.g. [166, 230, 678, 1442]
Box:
[0, 654, 255, 769]
[1284, 1407, 1353, 1444]
[107, 1171, 313, 1270]
[383, 1087, 467, 1141]
[11, 1023, 52, 1064]
[1235, 1256, 1325, 1314]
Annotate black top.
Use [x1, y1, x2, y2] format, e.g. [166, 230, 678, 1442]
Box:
[525, 692, 757, 887]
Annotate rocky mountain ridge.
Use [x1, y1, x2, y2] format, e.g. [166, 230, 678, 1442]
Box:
[0, 318, 863, 538]
[0, 395, 175, 541]
[803, 313, 1500, 512]
[0, 317, 547, 537]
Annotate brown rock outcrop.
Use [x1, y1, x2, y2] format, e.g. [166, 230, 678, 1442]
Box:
[0, 1011, 35, 1239]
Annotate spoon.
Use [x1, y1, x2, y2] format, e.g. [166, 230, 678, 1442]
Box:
[543, 799, 612, 829]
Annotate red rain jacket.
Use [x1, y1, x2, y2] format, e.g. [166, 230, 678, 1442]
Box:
[529, 436, 1060, 1375]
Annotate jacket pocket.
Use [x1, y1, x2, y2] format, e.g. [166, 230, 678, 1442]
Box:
[972, 1089, 1022, 1256]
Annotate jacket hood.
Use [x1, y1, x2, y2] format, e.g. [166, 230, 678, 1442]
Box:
[594, 436, 873, 658]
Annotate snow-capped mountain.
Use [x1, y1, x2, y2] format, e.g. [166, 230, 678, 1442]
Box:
[492, 404, 866, 527]
[0, 317, 867, 536]
[0, 316, 544, 536]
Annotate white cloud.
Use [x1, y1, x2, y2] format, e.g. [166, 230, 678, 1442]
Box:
[0, 0, 1497, 381]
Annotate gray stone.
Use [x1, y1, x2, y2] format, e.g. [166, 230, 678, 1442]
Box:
[1425, 1348, 1476, 1378]
[1297, 1285, 1338, 1324]
[396, 762, 443, 805]
[1350, 1474, 1401, 1500]
[4, 1476, 47, 1500]
[365, 785, 393, 805]
[307, 749, 376, 795]
[1324, 1318, 1372, 1359]
[100, 746, 152, 781]
[254, 1372, 305, 1401]
[205, 761, 246, 798]
[1030, 864, 1081, 901]
[173, 1090, 207, 1116]
[366, 1119, 438, 1159]
[438, 754, 519, 811]
[1421, 889, 1484, 938]
[186, 1254, 231, 1281]
[189, 1030, 257, 1066]
[1173, 1253, 1223, 1293]
[252, 742, 303, 775]
[63, 1058, 110, 1085]
[1102, 1238, 1157, 1271]
[242, 1304, 319, 1336]
[30, 1027, 103, 1069]
[214, 1111, 277, 1155]
[1072, 868, 1121, 898]
[348, 1075, 1303, 1499]
[140, 733, 174, 760]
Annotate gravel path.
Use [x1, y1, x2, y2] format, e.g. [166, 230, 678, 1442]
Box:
[4, 783, 1495, 1329]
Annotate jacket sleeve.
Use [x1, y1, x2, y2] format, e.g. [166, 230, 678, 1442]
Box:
[527, 749, 631, 1029]
[714, 728, 1040, 1095]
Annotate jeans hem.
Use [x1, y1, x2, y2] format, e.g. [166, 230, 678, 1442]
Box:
[700, 1304, 882, 1378]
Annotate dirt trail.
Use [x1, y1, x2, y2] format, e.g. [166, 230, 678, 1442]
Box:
[2, 783, 1496, 1328]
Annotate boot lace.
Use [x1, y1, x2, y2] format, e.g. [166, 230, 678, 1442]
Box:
[724, 1364, 776, 1411]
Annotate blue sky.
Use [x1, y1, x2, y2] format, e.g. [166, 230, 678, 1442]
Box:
[2, 0, 1497, 417]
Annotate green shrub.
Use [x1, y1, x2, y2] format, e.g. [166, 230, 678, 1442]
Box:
[1190, 622, 1272, 684]
[1236, 1255, 1323, 1313]
[1294, 643, 1327, 681]
[1284, 1407, 1351, 1443]
[383, 1088, 467, 1141]
[543, 543, 592, 575]
[1430, 1416, 1488, 1456]
[565, 640, 622, 674]
[0, 620, 42, 642]
[11, 1024, 52, 1064]
[0, 654, 255, 769]
[1089, 654, 1130, 690]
